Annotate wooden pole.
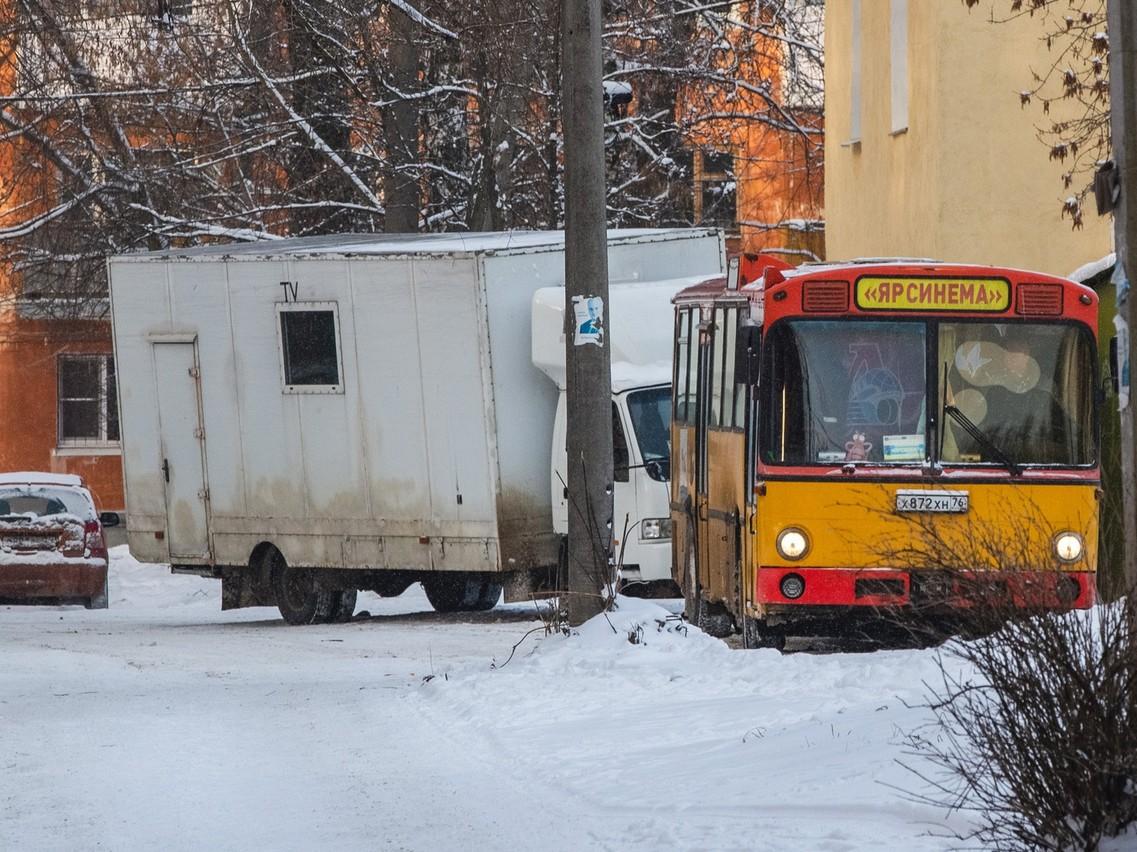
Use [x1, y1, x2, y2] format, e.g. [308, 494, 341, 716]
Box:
[1108, 0, 1137, 593]
[562, 0, 613, 624]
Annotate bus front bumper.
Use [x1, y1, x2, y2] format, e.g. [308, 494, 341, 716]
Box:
[756, 566, 1096, 612]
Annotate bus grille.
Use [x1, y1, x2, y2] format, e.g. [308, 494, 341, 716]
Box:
[802, 281, 850, 313]
[1016, 283, 1063, 316]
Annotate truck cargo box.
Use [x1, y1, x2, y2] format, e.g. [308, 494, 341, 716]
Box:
[109, 229, 724, 588]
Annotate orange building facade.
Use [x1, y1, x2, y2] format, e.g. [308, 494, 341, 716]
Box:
[0, 53, 124, 511]
[0, 295, 124, 512]
[678, 0, 825, 262]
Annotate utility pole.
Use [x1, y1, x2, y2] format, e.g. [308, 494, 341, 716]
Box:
[1108, 0, 1137, 592]
[562, 0, 613, 624]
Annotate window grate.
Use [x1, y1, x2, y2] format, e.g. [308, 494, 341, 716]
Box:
[1015, 284, 1063, 316]
[58, 354, 118, 446]
[802, 281, 850, 313]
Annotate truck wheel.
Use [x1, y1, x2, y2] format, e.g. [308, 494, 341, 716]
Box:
[423, 575, 501, 613]
[372, 577, 413, 598]
[272, 560, 335, 626]
[470, 580, 502, 611]
[327, 589, 358, 623]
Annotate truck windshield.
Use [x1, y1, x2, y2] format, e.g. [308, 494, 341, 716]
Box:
[626, 387, 671, 481]
[761, 320, 927, 465]
[940, 322, 1095, 466]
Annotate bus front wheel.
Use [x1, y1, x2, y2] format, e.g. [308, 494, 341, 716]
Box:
[744, 616, 786, 651]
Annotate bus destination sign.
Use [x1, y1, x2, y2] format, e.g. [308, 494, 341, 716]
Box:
[855, 276, 1011, 312]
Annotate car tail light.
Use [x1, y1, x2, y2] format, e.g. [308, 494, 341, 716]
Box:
[84, 520, 108, 561]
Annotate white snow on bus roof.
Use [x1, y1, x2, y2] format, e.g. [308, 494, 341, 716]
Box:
[0, 471, 84, 487]
[111, 229, 717, 261]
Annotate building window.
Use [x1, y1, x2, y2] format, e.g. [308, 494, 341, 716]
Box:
[153, 0, 192, 22]
[693, 150, 737, 230]
[890, 0, 909, 133]
[277, 302, 344, 393]
[58, 355, 119, 446]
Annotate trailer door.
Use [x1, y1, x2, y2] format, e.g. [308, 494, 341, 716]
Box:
[152, 341, 210, 559]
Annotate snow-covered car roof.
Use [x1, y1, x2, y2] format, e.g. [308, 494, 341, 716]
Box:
[0, 472, 86, 488]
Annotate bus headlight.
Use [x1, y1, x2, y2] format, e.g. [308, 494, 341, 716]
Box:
[776, 528, 809, 561]
[1054, 532, 1083, 563]
[641, 518, 672, 540]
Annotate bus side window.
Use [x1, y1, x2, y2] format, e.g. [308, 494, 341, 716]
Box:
[674, 309, 691, 422]
[721, 308, 738, 428]
[761, 323, 807, 463]
[711, 308, 727, 427]
[684, 308, 700, 425]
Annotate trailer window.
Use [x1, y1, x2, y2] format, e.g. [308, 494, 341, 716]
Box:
[277, 303, 343, 392]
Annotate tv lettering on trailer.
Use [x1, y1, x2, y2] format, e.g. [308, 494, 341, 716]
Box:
[854, 276, 1011, 312]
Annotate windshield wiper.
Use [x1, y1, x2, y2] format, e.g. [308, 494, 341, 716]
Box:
[943, 404, 1022, 477]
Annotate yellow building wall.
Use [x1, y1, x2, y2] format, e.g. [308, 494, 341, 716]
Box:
[825, 0, 1111, 277]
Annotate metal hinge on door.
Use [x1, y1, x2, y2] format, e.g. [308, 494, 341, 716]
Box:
[197, 488, 209, 501]
[193, 427, 205, 440]
[188, 366, 200, 378]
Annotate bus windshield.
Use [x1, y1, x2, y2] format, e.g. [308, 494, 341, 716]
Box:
[761, 319, 1096, 468]
[940, 322, 1095, 466]
[762, 320, 927, 465]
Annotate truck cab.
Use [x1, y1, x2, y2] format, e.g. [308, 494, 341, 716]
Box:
[535, 276, 720, 594]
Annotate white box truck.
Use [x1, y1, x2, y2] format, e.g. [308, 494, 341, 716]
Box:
[533, 276, 710, 593]
[108, 229, 724, 623]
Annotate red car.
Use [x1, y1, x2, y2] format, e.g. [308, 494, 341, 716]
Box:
[0, 472, 118, 609]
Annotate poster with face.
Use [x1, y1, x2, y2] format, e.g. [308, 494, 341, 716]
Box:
[573, 295, 604, 347]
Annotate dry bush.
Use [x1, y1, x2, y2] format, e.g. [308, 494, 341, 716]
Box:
[905, 600, 1137, 851]
[880, 498, 1137, 850]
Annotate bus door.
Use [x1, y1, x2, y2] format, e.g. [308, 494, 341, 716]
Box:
[693, 314, 713, 599]
[671, 306, 700, 597]
[700, 306, 748, 611]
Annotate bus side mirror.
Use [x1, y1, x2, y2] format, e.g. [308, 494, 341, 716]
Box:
[1110, 335, 1120, 395]
[735, 322, 761, 386]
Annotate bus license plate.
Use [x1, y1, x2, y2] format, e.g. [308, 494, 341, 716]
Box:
[895, 490, 969, 514]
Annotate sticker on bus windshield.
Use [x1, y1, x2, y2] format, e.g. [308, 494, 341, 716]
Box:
[883, 434, 925, 461]
[855, 277, 1010, 312]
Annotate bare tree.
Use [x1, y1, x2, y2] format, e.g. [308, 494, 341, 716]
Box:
[964, 0, 1109, 227]
[0, 0, 824, 317]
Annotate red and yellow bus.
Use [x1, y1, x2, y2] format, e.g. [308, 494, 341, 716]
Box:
[670, 259, 1099, 648]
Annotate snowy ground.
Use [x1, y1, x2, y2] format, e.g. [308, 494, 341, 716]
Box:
[0, 547, 974, 851]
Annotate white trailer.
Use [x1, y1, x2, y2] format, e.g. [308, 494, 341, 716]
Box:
[108, 229, 724, 623]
